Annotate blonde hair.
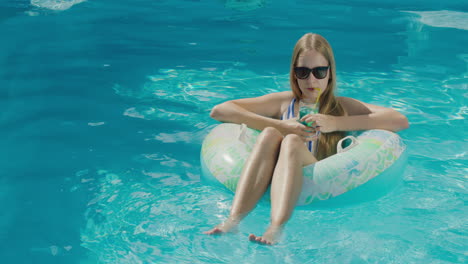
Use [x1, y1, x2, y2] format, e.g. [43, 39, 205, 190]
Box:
[289, 33, 345, 160]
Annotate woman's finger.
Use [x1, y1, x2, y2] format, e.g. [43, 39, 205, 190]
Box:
[305, 117, 316, 125]
[301, 114, 315, 122]
[299, 114, 309, 121]
[299, 130, 311, 137]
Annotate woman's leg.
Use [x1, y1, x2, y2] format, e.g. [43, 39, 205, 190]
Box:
[204, 127, 284, 235]
[249, 134, 317, 244]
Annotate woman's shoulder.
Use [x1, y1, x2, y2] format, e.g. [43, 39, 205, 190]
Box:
[271, 91, 295, 116]
[336, 96, 355, 107]
[246, 91, 293, 105]
[258, 91, 294, 119]
[230, 91, 294, 119]
[235, 91, 293, 103]
[337, 96, 372, 116]
[263, 91, 293, 100]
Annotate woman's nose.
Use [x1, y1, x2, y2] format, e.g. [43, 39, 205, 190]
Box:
[305, 74, 318, 83]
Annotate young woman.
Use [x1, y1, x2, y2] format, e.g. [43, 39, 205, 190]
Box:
[204, 33, 409, 245]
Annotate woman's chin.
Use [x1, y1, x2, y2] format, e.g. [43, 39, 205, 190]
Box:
[301, 93, 317, 101]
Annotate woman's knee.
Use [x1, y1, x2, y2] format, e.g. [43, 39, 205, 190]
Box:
[280, 134, 304, 154]
[258, 127, 283, 144]
[280, 134, 316, 166]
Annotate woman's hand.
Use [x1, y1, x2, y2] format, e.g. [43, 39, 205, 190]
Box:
[278, 118, 317, 141]
[300, 114, 338, 133]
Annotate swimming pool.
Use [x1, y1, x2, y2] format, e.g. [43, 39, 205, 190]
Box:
[1, 0, 466, 263]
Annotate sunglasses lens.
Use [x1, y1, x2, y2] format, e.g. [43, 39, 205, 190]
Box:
[295, 66, 329, 79]
[294, 67, 309, 79]
[313, 67, 328, 79]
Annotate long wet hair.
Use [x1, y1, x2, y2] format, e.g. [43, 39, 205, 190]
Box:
[289, 33, 346, 160]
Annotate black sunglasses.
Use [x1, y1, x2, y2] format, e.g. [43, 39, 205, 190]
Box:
[294, 66, 330, 80]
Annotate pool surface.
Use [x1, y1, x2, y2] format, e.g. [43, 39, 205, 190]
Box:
[1, 0, 467, 263]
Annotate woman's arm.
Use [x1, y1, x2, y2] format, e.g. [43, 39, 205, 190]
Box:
[210, 91, 290, 132]
[336, 97, 409, 132]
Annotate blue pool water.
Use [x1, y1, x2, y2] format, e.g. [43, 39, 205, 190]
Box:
[1, 1, 467, 263]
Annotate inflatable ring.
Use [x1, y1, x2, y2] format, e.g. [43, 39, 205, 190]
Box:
[200, 123, 407, 208]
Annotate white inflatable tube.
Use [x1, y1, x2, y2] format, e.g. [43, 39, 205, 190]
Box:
[200, 123, 407, 208]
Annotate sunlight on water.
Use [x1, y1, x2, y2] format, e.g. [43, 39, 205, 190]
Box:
[404, 10, 468, 30]
[113, 67, 288, 103]
[79, 169, 221, 263]
[30, 0, 86, 11]
[113, 66, 289, 131]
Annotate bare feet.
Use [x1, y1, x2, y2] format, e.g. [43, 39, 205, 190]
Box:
[248, 225, 283, 245]
[203, 218, 240, 235]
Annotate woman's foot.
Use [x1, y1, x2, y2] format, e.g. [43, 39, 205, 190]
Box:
[248, 225, 283, 245]
[203, 218, 240, 235]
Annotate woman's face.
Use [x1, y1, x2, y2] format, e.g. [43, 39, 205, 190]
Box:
[295, 49, 330, 102]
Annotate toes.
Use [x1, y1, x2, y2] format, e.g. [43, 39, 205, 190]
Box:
[204, 228, 222, 235]
[203, 230, 213, 235]
[248, 234, 273, 245]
